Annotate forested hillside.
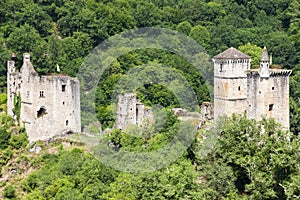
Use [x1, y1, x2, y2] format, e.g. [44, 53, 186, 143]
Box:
[0, 0, 300, 131]
[0, 0, 300, 199]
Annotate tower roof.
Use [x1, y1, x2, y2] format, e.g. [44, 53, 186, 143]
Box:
[261, 46, 268, 61]
[213, 47, 251, 59]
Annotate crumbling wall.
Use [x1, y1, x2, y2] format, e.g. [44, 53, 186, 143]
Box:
[115, 93, 154, 130]
[7, 53, 81, 141]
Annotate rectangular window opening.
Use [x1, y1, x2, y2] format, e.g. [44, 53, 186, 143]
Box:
[238, 86, 241, 91]
[39, 91, 44, 98]
[62, 85, 66, 92]
[269, 104, 274, 111]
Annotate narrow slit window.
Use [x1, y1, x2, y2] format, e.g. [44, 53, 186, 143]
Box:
[238, 86, 241, 91]
[62, 85, 66, 92]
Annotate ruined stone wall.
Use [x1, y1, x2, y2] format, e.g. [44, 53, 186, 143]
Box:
[115, 93, 154, 130]
[115, 93, 137, 129]
[7, 53, 81, 141]
[7, 60, 21, 117]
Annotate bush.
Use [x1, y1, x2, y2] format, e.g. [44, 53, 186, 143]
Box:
[9, 133, 29, 149]
[0, 93, 7, 105]
[0, 127, 10, 150]
[3, 185, 16, 199]
[0, 149, 13, 166]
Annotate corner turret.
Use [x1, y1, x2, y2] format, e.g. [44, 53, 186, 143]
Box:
[259, 46, 270, 78]
[20, 53, 37, 75]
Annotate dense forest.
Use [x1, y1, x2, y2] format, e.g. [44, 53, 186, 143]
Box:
[0, 0, 300, 199]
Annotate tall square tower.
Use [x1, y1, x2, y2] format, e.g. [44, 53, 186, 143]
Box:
[213, 47, 251, 119]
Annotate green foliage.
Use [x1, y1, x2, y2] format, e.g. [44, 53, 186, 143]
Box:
[289, 67, 300, 135]
[0, 148, 13, 166]
[23, 148, 117, 200]
[0, 0, 297, 134]
[0, 127, 10, 150]
[105, 109, 179, 152]
[103, 158, 201, 200]
[176, 21, 192, 35]
[0, 93, 7, 105]
[189, 25, 210, 48]
[238, 43, 262, 66]
[8, 132, 28, 149]
[194, 114, 300, 199]
[283, 172, 300, 199]
[3, 185, 16, 199]
[13, 93, 21, 122]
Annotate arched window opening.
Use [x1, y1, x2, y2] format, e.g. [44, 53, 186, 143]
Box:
[37, 106, 47, 118]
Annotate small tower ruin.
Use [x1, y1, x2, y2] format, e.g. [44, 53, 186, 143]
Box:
[115, 93, 153, 130]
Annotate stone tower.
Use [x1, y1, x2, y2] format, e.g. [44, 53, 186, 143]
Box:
[213, 47, 251, 120]
[115, 93, 137, 129]
[213, 47, 291, 129]
[115, 93, 153, 130]
[7, 53, 81, 141]
[247, 47, 291, 129]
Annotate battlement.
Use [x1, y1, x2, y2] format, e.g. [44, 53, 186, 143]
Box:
[246, 69, 292, 78]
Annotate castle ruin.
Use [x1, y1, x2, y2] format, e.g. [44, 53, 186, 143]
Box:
[213, 47, 291, 128]
[7, 53, 81, 141]
[115, 93, 154, 130]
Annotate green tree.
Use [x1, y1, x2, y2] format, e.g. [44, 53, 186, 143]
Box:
[6, 24, 44, 54]
[176, 21, 192, 35]
[238, 43, 262, 66]
[194, 115, 300, 199]
[103, 158, 201, 200]
[15, 3, 52, 37]
[134, 1, 162, 27]
[189, 25, 210, 49]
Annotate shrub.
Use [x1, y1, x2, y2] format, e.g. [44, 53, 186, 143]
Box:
[9, 133, 29, 149]
[0, 127, 10, 150]
[3, 185, 16, 199]
[0, 93, 7, 105]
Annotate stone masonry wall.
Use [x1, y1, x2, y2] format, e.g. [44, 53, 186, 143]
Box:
[7, 53, 81, 141]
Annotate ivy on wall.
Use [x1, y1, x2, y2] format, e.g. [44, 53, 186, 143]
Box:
[13, 92, 21, 122]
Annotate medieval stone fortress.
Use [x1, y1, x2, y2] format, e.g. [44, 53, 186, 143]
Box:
[6, 46, 291, 141]
[213, 47, 291, 129]
[7, 53, 81, 141]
